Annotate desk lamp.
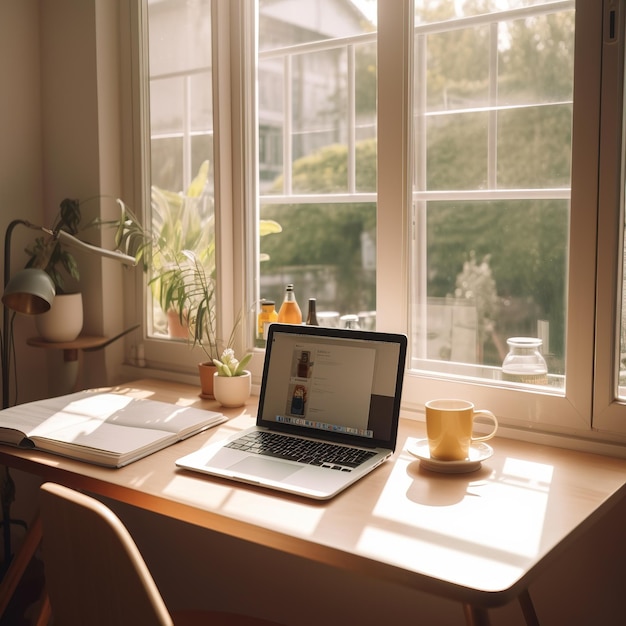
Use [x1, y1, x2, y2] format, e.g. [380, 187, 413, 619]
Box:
[0, 218, 136, 574]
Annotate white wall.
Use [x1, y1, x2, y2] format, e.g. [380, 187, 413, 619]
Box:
[0, 0, 49, 406]
[0, 0, 137, 567]
[1, 0, 134, 406]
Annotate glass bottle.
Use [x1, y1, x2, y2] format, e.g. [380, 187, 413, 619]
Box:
[257, 300, 278, 345]
[502, 337, 548, 385]
[306, 298, 319, 325]
[277, 284, 302, 324]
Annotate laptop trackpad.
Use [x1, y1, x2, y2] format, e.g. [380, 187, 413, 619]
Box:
[229, 456, 301, 481]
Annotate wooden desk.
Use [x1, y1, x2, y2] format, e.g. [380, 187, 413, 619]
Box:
[2, 378, 626, 626]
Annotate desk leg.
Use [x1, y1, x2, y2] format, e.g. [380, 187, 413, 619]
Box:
[463, 604, 490, 626]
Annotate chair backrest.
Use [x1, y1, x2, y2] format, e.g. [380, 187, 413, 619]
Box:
[39, 482, 174, 626]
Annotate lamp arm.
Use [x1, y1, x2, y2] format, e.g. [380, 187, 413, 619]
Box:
[46, 228, 137, 266]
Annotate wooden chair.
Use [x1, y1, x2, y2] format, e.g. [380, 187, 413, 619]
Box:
[38, 482, 282, 626]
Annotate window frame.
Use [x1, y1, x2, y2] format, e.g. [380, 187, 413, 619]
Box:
[123, 0, 626, 450]
[592, 0, 626, 432]
[383, 0, 626, 446]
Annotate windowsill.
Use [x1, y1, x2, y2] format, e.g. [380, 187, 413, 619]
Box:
[120, 362, 626, 462]
[410, 359, 565, 391]
[119, 362, 265, 396]
[400, 403, 626, 461]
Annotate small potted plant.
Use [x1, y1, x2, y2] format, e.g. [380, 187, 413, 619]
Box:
[211, 348, 252, 407]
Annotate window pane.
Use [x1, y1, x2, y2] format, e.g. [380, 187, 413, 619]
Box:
[415, 199, 567, 373]
[411, 1, 574, 390]
[260, 201, 377, 326]
[257, 0, 377, 333]
[497, 104, 572, 188]
[426, 112, 488, 190]
[146, 0, 214, 340]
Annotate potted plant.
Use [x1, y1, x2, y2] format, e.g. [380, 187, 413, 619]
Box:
[112, 161, 225, 395]
[212, 348, 253, 407]
[25, 195, 140, 343]
[25, 198, 87, 342]
[150, 162, 216, 336]
[115, 160, 280, 397]
[115, 191, 228, 398]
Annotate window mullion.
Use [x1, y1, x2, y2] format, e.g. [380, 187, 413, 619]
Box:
[348, 43, 356, 194]
[376, 0, 412, 337]
[283, 54, 293, 196]
[183, 75, 192, 187]
[488, 22, 498, 189]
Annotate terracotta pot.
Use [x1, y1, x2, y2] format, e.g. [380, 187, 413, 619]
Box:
[35, 292, 83, 342]
[213, 371, 251, 408]
[198, 362, 217, 399]
[167, 309, 189, 338]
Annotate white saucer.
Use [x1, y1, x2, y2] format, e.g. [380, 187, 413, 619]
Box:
[407, 439, 494, 473]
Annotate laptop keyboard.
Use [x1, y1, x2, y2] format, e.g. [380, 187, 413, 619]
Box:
[226, 431, 376, 472]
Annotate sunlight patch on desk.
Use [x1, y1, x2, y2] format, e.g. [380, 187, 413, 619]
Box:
[222, 491, 324, 535]
[163, 474, 235, 509]
[357, 526, 526, 592]
[162, 474, 324, 534]
[370, 452, 551, 560]
[113, 387, 155, 400]
[499, 457, 554, 489]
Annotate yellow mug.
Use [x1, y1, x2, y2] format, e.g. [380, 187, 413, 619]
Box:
[425, 399, 498, 461]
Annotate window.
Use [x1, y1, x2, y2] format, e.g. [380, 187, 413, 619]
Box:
[410, 2, 574, 391]
[140, 0, 218, 372]
[256, 0, 378, 332]
[131, 0, 626, 446]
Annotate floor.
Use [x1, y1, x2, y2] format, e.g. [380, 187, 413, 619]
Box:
[0, 556, 46, 626]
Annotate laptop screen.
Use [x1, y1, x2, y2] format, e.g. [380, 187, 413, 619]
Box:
[258, 324, 407, 449]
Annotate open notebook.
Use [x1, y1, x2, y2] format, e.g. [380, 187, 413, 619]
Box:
[176, 323, 407, 499]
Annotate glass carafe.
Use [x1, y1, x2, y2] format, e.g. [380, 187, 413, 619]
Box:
[502, 337, 548, 385]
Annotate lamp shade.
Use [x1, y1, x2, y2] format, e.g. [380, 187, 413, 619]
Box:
[2, 268, 56, 315]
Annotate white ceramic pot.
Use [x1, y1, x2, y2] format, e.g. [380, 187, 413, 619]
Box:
[212, 370, 251, 408]
[35, 292, 83, 342]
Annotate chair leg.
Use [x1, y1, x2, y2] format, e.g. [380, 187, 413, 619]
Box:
[519, 589, 540, 626]
[0, 514, 42, 619]
[463, 603, 491, 626]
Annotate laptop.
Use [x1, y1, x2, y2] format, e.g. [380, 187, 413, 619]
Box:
[176, 323, 407, 500]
